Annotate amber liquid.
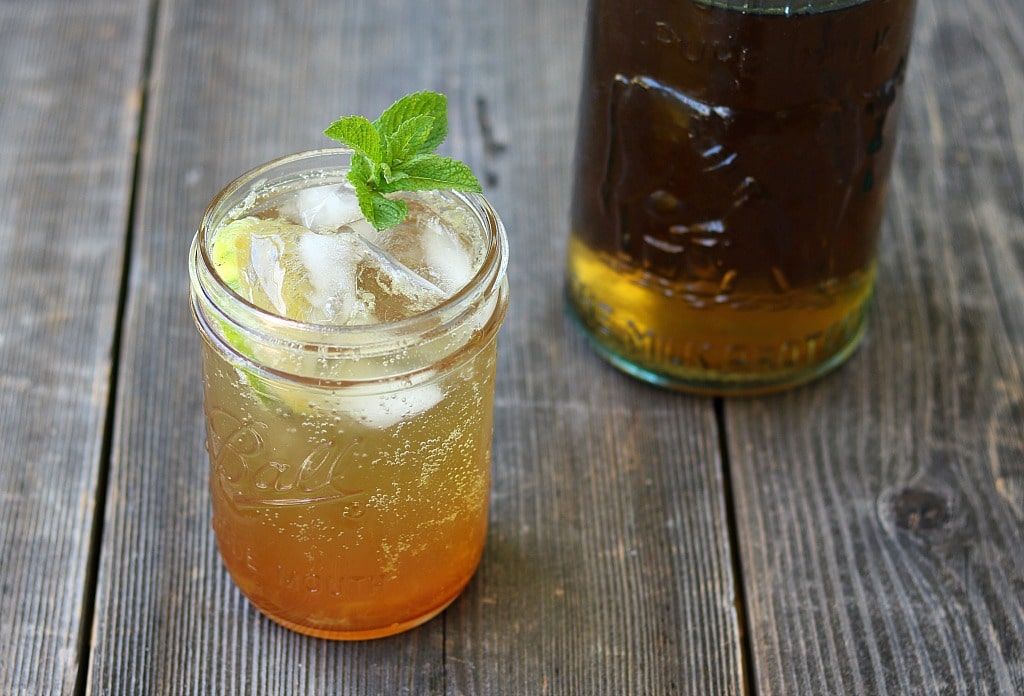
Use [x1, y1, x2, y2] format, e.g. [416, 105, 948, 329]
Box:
[200, 334, 497, 640]
[567, 0, 917, 393]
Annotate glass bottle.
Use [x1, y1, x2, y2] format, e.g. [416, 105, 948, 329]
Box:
[566, 0, 918, 394]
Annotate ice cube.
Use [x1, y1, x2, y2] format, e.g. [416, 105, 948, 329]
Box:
[373, 224, 422, 272]
[293, 229, 448, 325]
[297, 232, 371, 324]
[248, 234, 287, 315]
[346, 216, 381, 244]
[341, 384, 444, 429]
[228, 204, 462, 324]
[374, 210, 478, 299]
[355, 234, 448, 321]
[420, 219, 475, 296]
[292, 184, 363, 232]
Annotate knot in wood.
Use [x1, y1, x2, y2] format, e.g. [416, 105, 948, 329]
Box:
[892, 487, 948, 532]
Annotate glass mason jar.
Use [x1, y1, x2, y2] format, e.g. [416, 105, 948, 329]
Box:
[189, 149, 509, 640]
[566, 0, 918, 395]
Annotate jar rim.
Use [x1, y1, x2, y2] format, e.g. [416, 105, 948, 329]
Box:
[191, 148, 508, 353]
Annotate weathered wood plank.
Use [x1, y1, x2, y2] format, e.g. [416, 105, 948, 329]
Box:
[87, 3, 454, 693]
[87, 0, 744, 693]
[728, 0, 1024, 694]
[0, 2, 148, 694]
[441, 2, 744, 694]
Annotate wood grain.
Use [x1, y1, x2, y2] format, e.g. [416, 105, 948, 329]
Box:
[0, 2, 148, 694]
[727, 0, 1024, 694]
[4, 0, 1015, 692]
[441, 3, 744, 692]
[85, 0, 744, 693]
[87, 3, 454, 693]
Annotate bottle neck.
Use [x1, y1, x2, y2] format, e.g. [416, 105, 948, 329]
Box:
[692, 0, 870, 14]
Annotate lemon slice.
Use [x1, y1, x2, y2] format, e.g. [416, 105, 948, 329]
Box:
[208, 216, 289, 405]
[210, 217, 255, 292]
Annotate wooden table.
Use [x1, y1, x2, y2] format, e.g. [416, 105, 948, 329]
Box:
[2, 0, 1022, 693]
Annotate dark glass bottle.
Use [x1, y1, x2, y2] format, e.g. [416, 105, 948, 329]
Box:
[566, 0, 917, 394]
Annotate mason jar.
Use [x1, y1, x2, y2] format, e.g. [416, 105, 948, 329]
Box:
[189, 149, 509, 639]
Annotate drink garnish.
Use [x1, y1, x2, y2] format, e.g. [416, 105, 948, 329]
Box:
[324, 91, 482, 231]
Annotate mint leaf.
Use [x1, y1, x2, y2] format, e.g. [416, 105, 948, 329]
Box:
[375, 91, 447, 154]
[356, 187, 408, 231]
[325, 90, 481, 230]
[379, 154, 482, 194]
[324, 116, 381, 162]
[346, 152, 374, 189]
[386, 114, 436, 165]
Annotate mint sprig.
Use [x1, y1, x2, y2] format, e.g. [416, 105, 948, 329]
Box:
[324, 91, 482, 230]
